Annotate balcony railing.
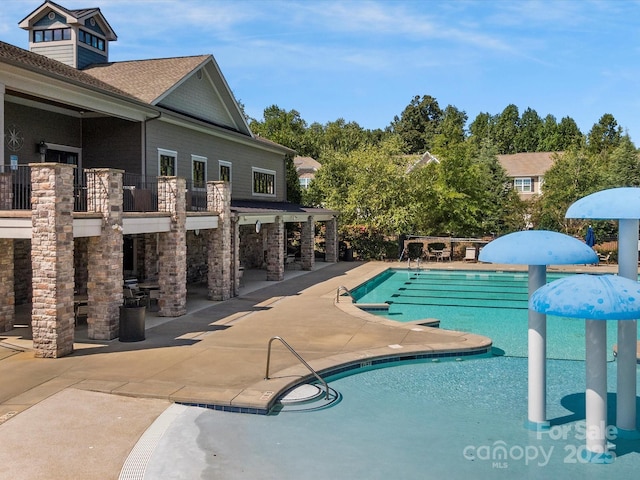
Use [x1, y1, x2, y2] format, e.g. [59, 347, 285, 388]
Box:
[0, 168, 210, 214]
[185, 179, 207, 212]
[122, 172, 159, 212]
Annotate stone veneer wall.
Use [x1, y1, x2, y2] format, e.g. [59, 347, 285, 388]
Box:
[14, 239, 31, 305]
[240, 228, 264, 268]
[30, 163, 75, 358]
[300, 216, 315, 271]
[207, 181, 231, 300]
[0, 239, 14, 331]
[157, 177, 187, 316]
[74, 237, 89, 294]
[86, 169, 123, 340]
[143, 233, 159, 279]
[266, 217, 284, 281]
[187, 230, 207, 284]
[325, 217, 338, 263]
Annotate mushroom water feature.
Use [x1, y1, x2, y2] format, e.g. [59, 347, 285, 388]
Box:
[566, 187, 640, 438]
[530, 274, 640, 463]
[478, 230, 598, 430]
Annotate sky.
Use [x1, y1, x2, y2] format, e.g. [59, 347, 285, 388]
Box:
[2, 0, 640, 142]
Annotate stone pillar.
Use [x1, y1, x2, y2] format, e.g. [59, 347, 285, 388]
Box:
[0, 239, 15, 331]
[157, 177, 187, 316]
[30, 163, 75, 358]
[300, 215, 315, 271]
[266, 216, 284, 281]
[207, 181, 231, 300]
[325, 217, 338, 263]
[144, 233, 159, 278]
[0, 172, 12, 208]
[86, 169, 123, 340]
[231, 217, 241, 296]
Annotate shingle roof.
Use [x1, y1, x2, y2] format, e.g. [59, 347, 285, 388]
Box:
[497, 152, 559, 177]
[82, 56, 211, 104]
[0, 40, 138, 100]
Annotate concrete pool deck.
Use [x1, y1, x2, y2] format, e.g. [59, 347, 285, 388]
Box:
[0, 259, 622, 478]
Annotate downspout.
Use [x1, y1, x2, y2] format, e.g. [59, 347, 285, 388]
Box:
[143, 111, 162, 177]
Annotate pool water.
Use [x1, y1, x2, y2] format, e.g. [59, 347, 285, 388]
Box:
[351, 269, 636, 360]
[141, 268, 640, 479]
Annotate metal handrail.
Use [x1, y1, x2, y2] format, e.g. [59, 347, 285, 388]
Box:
[336, 285, 353, 303]
[264, 336, 329, 400]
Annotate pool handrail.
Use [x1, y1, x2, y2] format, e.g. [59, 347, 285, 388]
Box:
[336, 285, 353, 303]
[265, 336, 330, 400]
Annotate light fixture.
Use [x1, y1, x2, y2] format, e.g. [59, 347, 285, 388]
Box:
[38, 141, 47, 156]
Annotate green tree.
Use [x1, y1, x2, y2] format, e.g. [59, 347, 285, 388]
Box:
[494, 104, 520, 154]
[515, 107, 542, 152]
[533, 148, 603, 234]
[391, 95, 443, 154]
[556, 116, 583, 150]
[587, 113, 622, 154]
[606, 135, 640, 187]
[285, 154, 302, 204]
[432, 105, 468, 155]
[467, 112, 497, 153]
[249, 105, 308, 153]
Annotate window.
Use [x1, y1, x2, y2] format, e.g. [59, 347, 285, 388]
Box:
[219, 161, 232, 183]
[299, 177, 311, 189]
[252, 167, 276, 196]
[158, 149, 177, 176]
[191, 155, 207, 189]
[78, 29, 105, 51]
[514, 178, 532, 193]
[33, 28, 71, 43]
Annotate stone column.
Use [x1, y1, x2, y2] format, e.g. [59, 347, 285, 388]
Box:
[86, 169, 123, 340]
[231, 217, 241, 296]
[325, 216, 338, 263]
[0, 172, 12, 208]
[0, 239, 14, 331]
[266, 216, 284, 281]
[157, 177, 187, 316]
[207, 181, 231, 300]
[30, 163, 75, 358]
[144, 233, 159, 278]
[300, 215, 315, 271]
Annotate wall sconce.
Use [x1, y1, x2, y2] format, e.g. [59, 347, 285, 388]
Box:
[37, 140, 47, 161]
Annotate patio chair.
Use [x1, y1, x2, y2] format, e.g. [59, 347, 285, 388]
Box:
[74, 303, 89, 326]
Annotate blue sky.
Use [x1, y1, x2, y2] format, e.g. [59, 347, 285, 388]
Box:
[2, 0, 640, 143]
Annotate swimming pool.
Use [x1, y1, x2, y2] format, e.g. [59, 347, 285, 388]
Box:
[138, 268, 640, 478]
[351, 268, 635, 361]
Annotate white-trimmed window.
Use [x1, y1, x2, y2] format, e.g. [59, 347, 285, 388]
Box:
[299, 177, 311, 189]
[158, 148, 177, 176]
[219, 160, 232, 183]
[252, 167, 276, 197]
[191, 155, 207, 189]
[514, 177, 532, 193]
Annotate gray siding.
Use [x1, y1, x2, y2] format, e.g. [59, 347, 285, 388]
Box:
[146, 120, 286, 201]
[82, 117, 142, 172]
[78, 45, 107, 69]
[4, 102, 80, 165]
[159, 73, 236, 129]
[31, 44, 74, 67]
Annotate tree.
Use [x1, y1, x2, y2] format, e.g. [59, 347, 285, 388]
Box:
[494, 104, 520, 154]
[431, 105, 468, 155]
[515, 107, 542, 152]
[587, 113, 622, 154]
[556, 116, 583, 150]
[533, 148, 603, 234]
[391, 95, 443, 154]
[467, 112, 497, 153]
[285, 154, 302, 204]
[249, 105, 308, 153]
[606, 135, 640, 187]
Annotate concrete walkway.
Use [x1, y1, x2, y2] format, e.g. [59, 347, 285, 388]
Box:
[0, 260, 617, 479]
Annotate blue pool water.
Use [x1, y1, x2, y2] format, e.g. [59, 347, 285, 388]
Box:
[351, 268, 637, 360]
[143, 268, 640, 479]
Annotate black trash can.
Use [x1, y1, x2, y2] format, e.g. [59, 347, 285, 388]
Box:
[344, 247, 354, 261]
[119, 305, 146, 342]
